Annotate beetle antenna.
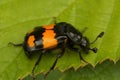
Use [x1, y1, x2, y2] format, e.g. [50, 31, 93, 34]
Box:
[8, 42, 23, 46]
[53, 17, 57, 24]
[91, 32, 104, 44]
[81, 27, 87, 34]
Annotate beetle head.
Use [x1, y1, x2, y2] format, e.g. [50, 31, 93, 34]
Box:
[80, 37, 97, 54]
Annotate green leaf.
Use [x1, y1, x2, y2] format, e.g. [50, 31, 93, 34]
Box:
[0, 0, 120, 80]
[61, 60, 120, 80]
[24, 60, 120, 80]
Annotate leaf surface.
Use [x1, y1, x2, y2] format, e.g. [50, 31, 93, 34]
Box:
[0, 0, 120, 80]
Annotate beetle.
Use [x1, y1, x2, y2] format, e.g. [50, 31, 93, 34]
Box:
[9, 21, 104, 79]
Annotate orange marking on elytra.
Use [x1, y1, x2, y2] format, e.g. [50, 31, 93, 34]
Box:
[27, 35, 35, 47]
[43, 24, 55, 29]
[42, 29, 58, 49]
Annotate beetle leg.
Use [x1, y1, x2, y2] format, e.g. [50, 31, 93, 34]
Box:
[53, 17, 57, 24]
[81, 27, 87, 34]
[32, 51, 44, 80]
[8, 42, 23, 46]
[78, 51, 88, 63]
[44, 45, 66, 79]
[68, 45, 88, 63]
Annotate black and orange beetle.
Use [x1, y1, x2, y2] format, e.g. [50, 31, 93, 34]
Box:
[9, 21, 104, 79]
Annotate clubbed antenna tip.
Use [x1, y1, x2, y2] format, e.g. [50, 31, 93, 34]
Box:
[91, 47, 98, 53]
[98, 32, 104, 38]
[91, 32, 104, 44]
